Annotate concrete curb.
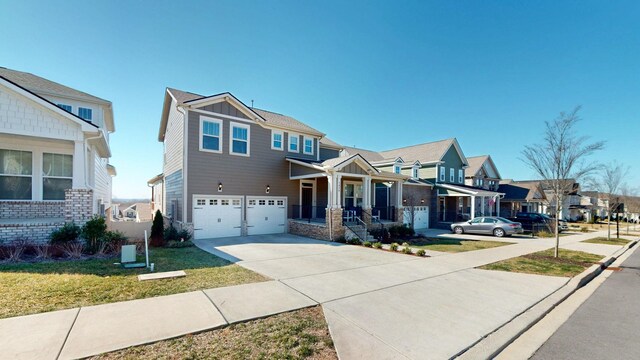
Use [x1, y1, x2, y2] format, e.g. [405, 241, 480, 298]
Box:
[455, 239, 638, 360]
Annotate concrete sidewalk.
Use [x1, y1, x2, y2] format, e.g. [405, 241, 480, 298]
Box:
[0, 228, 627, 359]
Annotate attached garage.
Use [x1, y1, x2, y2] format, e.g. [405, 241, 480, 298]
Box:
[246, 196, 287, 235]
[193, 196, 243, 240]
[404, 206, 429, 229]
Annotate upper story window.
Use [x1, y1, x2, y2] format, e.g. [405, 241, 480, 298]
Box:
[394, 164, 401, 174]
[57, 104, 72, 112]
[412, 166, 419, 178]
[78, 107, 92, 121]
[289, 134, 299, 152]
[449, 168, 455, 182]
[439, 166, 445, 182]
[303, 137, 314, 155]
[271, 130, 284, 151]
[0, 149, 32, 200]
[200, 117, 222, 153]
[42, 153, 72, 200]
[230, 122, 250, 156]
[458, 169, 463, 183]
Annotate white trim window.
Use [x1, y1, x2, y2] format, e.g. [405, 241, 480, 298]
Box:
[199, 117, 222, 153]
[458, 169, 463, 183]
[412, 166, 419, 178]
[57, 104, 72, 112]
[0, 149, 33, 200]
[229, 122, 250, 156]
[271, 130, 284, 151]
[450, 168, 455, 182]
[42, 153, 73, 200]
[78, 107, 92, 121]
[303, 136, 314, 155]
[289, 134, 299, 152]
[439, 166, 445, 182]
[394, 164, 401, 174]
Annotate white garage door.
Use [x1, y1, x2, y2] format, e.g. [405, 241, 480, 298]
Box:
[404, 206, 429, 229]
[247, 196, 287, 235]
[193, 196, 243, 240]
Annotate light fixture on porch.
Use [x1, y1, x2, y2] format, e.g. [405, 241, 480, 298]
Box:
[218, 182, 223, 192]
[403, 199, 407, 204]
[266, 185, 270, 194]
[421, 199, 425, 204]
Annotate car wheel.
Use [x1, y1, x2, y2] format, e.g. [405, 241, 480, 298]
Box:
[454, 226, 464, 234]
[493, 228, 505, 237]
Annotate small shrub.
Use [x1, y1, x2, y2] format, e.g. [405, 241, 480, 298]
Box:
[334, 236, 347, 243]
[101, 230, 127, 253]
[390, 242, 399, 251]
[401, 242, 410, 247]
[49, 222, 81, 244]
[163, 225, 179, 242]
[416, 249, 426, 257]
[373, 242, 383, 249]
[177, 229, 192, 241]
[363, 241, 372, 247]
[369, 228, 390, 242]
[94, 241, 110, 258]
[402, 246, 413, 255]
[399, 225, 415, 237]
[165, 240, 195, 248]
[4, 240, 27, 262]
[347, 238, 362, 245]
[34, 244, 52, 260]
[580, 226, 589, 233]
[82, 215, 107, 253]
[150, 210, 165, 247]
[61, 242, 84, 259]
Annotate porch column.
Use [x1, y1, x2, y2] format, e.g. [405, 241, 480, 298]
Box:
[326, 174, 334, 208]
[363, 176, 372, 209]
[396, 180, 403, 208]
[335, 174, 342, 208]
[470, 196, 476, 220]
[481, 196, 485, 216]
[496, 196, 500, 216]
[72, 140, 86, 188]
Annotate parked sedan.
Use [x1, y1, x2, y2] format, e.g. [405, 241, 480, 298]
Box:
[450, 216, 523, 237]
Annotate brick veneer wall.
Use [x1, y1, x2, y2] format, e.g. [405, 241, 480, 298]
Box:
[0, 221, 63, 244]
[64, 189, 93, 226]
[0, 201, 65, 219]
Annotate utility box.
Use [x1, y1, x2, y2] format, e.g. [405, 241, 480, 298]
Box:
[121, 245, 137, 263]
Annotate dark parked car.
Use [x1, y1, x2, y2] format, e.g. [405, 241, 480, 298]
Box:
[509, 212, 568, 232]
[450, 216, 523, 237]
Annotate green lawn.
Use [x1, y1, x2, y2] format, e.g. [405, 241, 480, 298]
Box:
[583, 237, 631, 246]
[0, 247, 267, 319]
[479, 248, 603, 277]
[407, 238, 512, 253]
[91, 306, 337, 360]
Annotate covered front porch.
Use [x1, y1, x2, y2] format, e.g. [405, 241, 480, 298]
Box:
[436, 183, 504, 224]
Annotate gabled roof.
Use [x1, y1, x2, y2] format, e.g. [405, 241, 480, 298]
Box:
[466, 155, 501, 179]
[342, 146, 386, 162]
[159, 88, 325, 141]
[319, 137, 342, 149]
[498, 182, 546, 202]
[379, 138, 468, 166]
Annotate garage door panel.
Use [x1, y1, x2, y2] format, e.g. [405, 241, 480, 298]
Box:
[193, 196, 242, 240]
[403, 206, 429, 230]
[247, 197, 286, 236]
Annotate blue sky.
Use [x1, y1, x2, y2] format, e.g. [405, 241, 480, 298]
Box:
[1, 0, 638, 198]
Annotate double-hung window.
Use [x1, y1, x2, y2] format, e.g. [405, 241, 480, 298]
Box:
[0, 149, 32, 200]
[303, 136, 314, 155]
[42, 153, 73, 200]
[439, 166, 445, 182]
[449, 168, 455, 182]
[200, 117, 222, 153]
[458, 169, 463, 183]
[394, 165, 401, 174]
[230, 122, 250, 156]
[289, 134, 299, 152]
[78, 107, 92, 121]
[57, 104, 72, 112]
[412, 166, 419, 178]
[271, 130, 283, 150]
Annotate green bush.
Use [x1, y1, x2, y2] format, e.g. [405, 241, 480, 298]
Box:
[334, 236, 347, 243]
[101, 230, 127, 251]
[373, 242, 383, 249]
[81, 215, 107, 253]
[150, 210, 164, 247]
[165, 240, 195, 248]
[388, 225, 415, 238]
[363, 241, 372, 247]
[402, 246, 413, 254]
[580, 226, 589, 233]
[347, 238, 362, 245]
[163, 225, 179, 241]
[401, 242, 410, 247]
[390, 242, 399, 251]
[369, 228, 390, 242]
[49, 222, 81, 244]
[416, 249, 426, 257]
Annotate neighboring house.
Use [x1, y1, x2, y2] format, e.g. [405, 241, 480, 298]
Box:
[465, 155, 501, 191]
[111, 203, 120, 219]
[151, 88, 407, 241]
[122, 202, 152, 222]
[0, 67, 116, 242]
[498, 179, 547, 217]
[519, 179, 582, 221]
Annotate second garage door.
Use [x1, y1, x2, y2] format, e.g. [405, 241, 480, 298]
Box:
[246, 196, 287, 235]
[404, 206, 429, 229]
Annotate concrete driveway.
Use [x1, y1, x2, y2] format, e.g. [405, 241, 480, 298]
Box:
[194, 233, 596, 359]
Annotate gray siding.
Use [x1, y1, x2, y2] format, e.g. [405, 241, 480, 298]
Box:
[316, 177, 328, 208]
[339, 163, 367, 175]
[319, 147, 339, 161]
[186, 110, 318, 222]
[439, 145, 465, 184]
[163, 97, 184, 184]
[291, 163, 321, 177]
[199, 101, 250, 119]
[165, 170, 183, 221]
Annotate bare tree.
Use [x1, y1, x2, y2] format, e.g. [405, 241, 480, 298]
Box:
[587, 162, 629, 240]
[620, 184, 638, 235]
[521, 106, 605, 257]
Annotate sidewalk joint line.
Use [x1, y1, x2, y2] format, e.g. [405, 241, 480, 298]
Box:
[55, 307, 81, 360]
[201, 290, 230, 325]
[278, 280, 320, 304]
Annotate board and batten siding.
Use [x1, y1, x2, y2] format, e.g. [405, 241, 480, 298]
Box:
[162, 97, 185, 220]
[185, 109, 318, 222]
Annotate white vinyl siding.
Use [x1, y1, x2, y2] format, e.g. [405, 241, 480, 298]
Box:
[271, 130, 284, 150]
[229, 122, 250, 156]
[199, 116, 222, 153]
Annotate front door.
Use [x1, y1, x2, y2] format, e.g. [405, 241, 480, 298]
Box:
[301, 185, 313, 218]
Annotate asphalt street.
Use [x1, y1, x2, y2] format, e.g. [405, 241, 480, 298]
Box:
[532, 244, 640, 360]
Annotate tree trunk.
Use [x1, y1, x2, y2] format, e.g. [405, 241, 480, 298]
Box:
[607, 213, 611, 241]
[555, 209, 560, 258]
